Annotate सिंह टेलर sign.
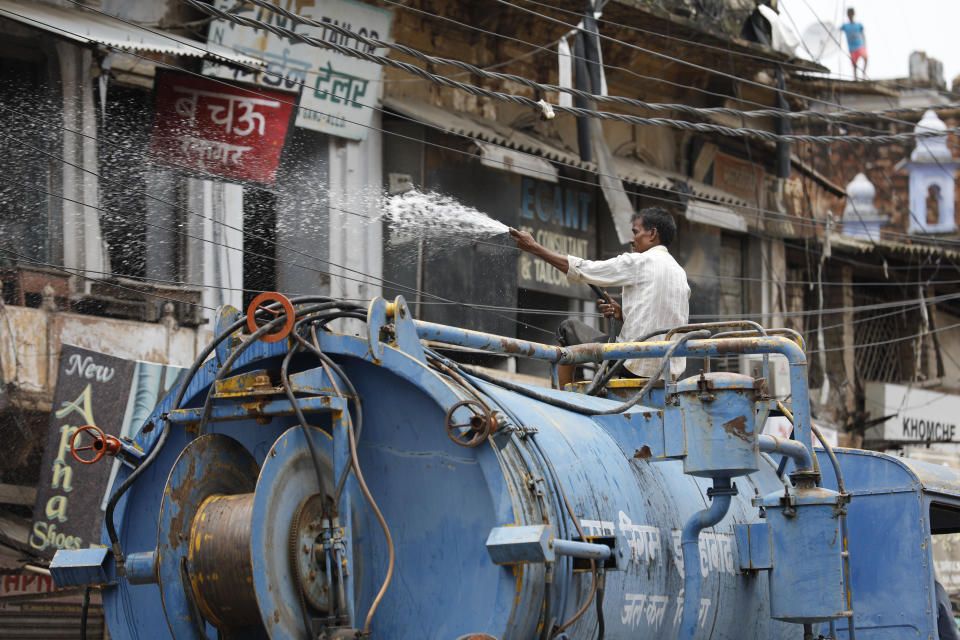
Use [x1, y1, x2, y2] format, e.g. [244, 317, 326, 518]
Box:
[202, 0, 393, 142]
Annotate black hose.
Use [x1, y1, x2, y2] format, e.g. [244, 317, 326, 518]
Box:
[582, 328, 673, 396]
[458, 331, 709, 416]
[280, 345, 329, 489]
[291, 326, 365, 503]
[595, 570, 605, 640]
[80, 586, 90, 640]
[539, 570, 553, 640]
[587, 284, 617, 343]
[195, 302, 356, 436]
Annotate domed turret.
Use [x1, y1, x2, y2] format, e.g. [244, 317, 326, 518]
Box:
[843, 173, 886, 240]
[906, 110, 959, 233]
[911, 110, 952, 163]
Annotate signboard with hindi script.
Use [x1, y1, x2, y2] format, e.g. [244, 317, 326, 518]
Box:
[28, 346, 187, 559]
[203, 0, 392, 142]
[149, 70, 294, 183]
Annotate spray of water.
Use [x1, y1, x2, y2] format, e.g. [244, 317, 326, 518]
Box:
[380, 189, 510, 247]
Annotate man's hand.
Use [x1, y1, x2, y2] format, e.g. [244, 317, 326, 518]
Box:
[509, 227, 569, 274]
[509, 227, 538, 253]
[598, 295, 623, 321]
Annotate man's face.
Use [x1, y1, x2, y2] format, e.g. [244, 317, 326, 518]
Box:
[847, 9, 855, 21]
[631, 219, 658, 253]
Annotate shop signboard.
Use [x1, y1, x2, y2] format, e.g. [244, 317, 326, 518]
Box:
[865, 382, 960, 443]
[204, 0, 392, 141]
[713, 152, 766, 208]
[28, 346, 186, 559]
[516, 176, 596, 297]
[149, 70, 294, 184]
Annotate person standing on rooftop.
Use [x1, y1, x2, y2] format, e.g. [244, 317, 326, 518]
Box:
[841, 7, 868, 80]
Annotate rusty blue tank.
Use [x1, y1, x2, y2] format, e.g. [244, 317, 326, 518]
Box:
[48, 295, 960, 639]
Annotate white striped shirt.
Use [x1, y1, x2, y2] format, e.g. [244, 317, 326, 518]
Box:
[566, 245, 690, 378]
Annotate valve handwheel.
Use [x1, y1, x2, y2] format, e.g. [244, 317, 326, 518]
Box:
[445, 399, 496, 448]
[69, 425, 117, 465]
[246, 291, 295, 343]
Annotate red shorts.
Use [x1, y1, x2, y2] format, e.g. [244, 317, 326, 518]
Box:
[851, 45, 867, 65]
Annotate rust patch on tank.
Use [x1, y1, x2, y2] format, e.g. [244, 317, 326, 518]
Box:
[167, 454, 198, 548]
[634, 445, 652, 459]
[722, 415, 752, 442]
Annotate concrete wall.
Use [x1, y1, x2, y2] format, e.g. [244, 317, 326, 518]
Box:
[0, 306, 210, 400]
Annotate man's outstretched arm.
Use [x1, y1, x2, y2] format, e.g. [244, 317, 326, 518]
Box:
[509, 227, 568, 273]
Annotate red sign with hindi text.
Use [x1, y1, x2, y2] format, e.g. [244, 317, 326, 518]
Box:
[149, 70, 294, 184]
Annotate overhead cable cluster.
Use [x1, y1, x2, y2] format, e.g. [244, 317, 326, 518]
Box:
[183, 0, 958, 146]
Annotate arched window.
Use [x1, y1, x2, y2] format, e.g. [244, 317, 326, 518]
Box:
[926, 183, 942, 225]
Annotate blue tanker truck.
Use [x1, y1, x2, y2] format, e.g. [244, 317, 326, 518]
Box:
[49, 293, 960, 639]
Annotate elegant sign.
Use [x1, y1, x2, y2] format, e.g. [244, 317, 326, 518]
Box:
[204, 0, 392, 141]
[149, 70, 294, 183]
[516, 176, 596, 297]
[29, 347, 134, 559]
[866, 382, 960, 443]
[29, 347, 186, 559]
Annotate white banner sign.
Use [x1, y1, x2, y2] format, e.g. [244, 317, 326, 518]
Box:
[203, 0, 392, 141]
[866, 382, 960, 442]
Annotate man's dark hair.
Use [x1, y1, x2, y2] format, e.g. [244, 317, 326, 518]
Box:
[631, 207, 677, 246]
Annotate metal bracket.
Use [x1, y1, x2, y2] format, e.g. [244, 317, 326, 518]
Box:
[707, 482, 739, 499]
[366, 296, 425, 363]
[213, 304, 243, 367]
[366, 298, 388, 362]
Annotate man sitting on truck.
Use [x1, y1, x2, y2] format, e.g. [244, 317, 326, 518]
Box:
[509, 206, 690, 388]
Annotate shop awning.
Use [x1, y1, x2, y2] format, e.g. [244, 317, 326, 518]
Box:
[384, 96, 752, 227]
[685, 200, 747, 232]
[475, 141, 558, 183]
[0, 0, 263, 67]
[383, 96, 592, 173]
[831, 233, 960, 261]
[613, 155, 750, 208]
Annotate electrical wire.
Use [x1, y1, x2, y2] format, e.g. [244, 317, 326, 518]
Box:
[808, 318, 960, 355]
[376, 0, 941, 140]
[7, 5, 960, 340]
[237, 0, 955, 129]
[489, 0, 950, 136]
[179, 0, 957, 146]
[17, 9, 960, 254]
[0, 165, 558, 338]
[0, 97, 893, 253]
[6, 244, 959, 334]
[508, 0, 815, 72]
[51, 0, 960, 242]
